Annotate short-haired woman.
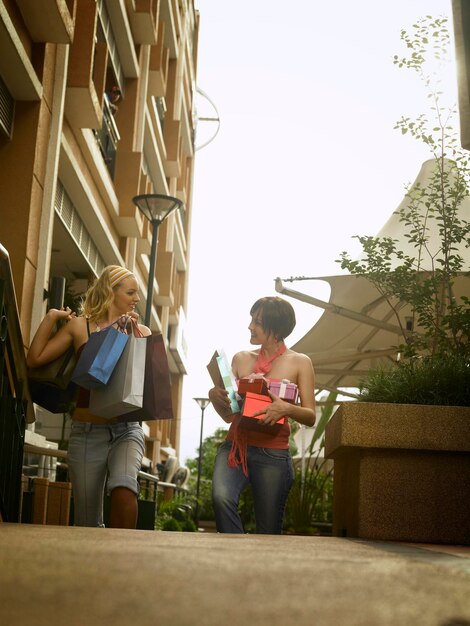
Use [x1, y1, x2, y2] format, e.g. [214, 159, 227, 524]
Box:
[209, 296, 316, 534]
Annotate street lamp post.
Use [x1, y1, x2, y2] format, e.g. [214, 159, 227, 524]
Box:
[132, 194, 183, 327]
[193, 397, 210, 528]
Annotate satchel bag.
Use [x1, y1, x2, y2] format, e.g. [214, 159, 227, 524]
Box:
[89, 323, 146, 418]
[28, 345, 76, 389]
[125, 333, 174, 421]
[28, 346, 77, 414]
[71, 318, 129, 389]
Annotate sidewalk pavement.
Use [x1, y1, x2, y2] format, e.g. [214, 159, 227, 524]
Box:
[1, 523, 469, 626]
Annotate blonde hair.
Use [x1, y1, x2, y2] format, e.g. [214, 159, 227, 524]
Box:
[80, 265, 134, 322]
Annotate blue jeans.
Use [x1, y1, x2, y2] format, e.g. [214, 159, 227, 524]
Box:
[212, 441, 294, 534]
[68, 421, 145, 527]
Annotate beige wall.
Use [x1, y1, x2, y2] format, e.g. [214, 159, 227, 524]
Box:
[0, 0, 200, 469]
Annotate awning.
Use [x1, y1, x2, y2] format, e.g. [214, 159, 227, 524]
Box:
[275, 160, 470, 396]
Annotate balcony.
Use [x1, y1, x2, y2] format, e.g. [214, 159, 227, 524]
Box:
[16, 0, 76, 43]
[125, 0, 159, 44]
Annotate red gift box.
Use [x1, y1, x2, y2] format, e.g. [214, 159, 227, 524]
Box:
[237, 377, 269, 397]
[268, 379, 298, 403]
[241, 392, 285, 425]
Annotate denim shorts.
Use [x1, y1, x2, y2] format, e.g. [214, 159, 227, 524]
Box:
[68, 421, 145, 527]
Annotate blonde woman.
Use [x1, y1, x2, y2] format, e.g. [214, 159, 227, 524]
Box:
[27, 265, 151, 528]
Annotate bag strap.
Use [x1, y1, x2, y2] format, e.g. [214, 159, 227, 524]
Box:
[93, 316, 143, 335]
[129, 317, 145, 338]
[99, 316, 131, 333]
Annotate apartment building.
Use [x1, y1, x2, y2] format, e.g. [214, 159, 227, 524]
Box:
[0, 0, 200, 471]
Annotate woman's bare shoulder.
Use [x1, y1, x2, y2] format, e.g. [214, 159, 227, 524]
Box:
[232, 349, 257, 374]
[65, 315, 87, 332]
[287, 349, 314, 367]
[233, 349, 256, 363]
[290, 349, 311, 360]
[137, 323, 152, 337]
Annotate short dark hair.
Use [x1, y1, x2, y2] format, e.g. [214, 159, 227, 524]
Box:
[250, 296, 296, 341]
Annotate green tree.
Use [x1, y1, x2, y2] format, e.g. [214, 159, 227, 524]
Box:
[337, 16, 470, 404]
[186, 427, 228, 521]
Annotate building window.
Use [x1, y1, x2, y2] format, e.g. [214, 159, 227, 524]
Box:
[0, 74, 15, 140]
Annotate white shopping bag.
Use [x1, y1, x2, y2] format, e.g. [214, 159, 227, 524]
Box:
[90, 329, 146, 418]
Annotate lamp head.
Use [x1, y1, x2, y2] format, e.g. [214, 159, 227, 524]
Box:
[193, 397, 210, 411]
[132, 194, 183, 224]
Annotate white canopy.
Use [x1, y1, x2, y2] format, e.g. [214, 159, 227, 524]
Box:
[276, 160, 470, 396]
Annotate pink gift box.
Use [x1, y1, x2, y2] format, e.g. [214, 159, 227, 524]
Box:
[268, 379, 299, 403]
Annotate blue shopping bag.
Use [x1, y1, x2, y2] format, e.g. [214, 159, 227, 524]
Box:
[71, 319, 129, 389]
[89, 328, 146, 418]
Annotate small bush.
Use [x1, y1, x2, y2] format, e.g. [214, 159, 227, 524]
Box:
[180, 518, 198, 532]
[160, 517, 182, 532]
[156, 495, 197, 532]
[359, 353, 470, 406]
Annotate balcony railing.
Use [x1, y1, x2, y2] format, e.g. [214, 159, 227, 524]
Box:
[94, 96, 120, 177]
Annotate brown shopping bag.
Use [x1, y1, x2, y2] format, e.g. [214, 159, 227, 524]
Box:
[125, 333, 174, 421]
[89, 329, 146, 418]
[28, 346, 77, 413]
[28, 345, 76, 389]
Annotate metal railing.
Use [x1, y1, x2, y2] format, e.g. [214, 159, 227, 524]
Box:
[0, 244, 34, 522]
[21, 442, 184, 528]
[94, 96, 120, 177]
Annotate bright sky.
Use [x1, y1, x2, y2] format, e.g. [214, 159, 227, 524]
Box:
[178, 0, 457, 464]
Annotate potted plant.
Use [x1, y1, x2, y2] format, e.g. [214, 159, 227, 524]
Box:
[325, 16, 470, 545]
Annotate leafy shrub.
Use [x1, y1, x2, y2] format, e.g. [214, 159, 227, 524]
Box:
[283, 393, 336, 535]
[160, 517, 182, 532]
[359, 353, 470, 406]
[156, 495, 196, 532]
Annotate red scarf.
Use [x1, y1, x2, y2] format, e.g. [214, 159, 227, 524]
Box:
[228, 342, 287, 476]
[252, 342, 286, 374]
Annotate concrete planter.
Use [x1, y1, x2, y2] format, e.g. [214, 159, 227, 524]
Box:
[325, 402, 470, 545]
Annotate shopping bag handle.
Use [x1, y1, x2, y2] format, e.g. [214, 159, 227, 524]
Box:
[97, 316, 144, 336]
[95, 316, 131, 333]
[129, 317, 145, 338]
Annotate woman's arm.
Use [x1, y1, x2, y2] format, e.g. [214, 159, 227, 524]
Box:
[26, 308, 75, 368]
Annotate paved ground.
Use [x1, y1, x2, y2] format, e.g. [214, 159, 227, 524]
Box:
[1, 523, 469, 626]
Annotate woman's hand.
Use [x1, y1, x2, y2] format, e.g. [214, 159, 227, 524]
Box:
[209, 386, 229, 409]
[48, 307, 76, 322]
[117, 311, 139, 327]
[121, 311, 152, 337]
[209, 386, 234, 422]
[127, 310, 140, 322]
[250, 390, 290, 426]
